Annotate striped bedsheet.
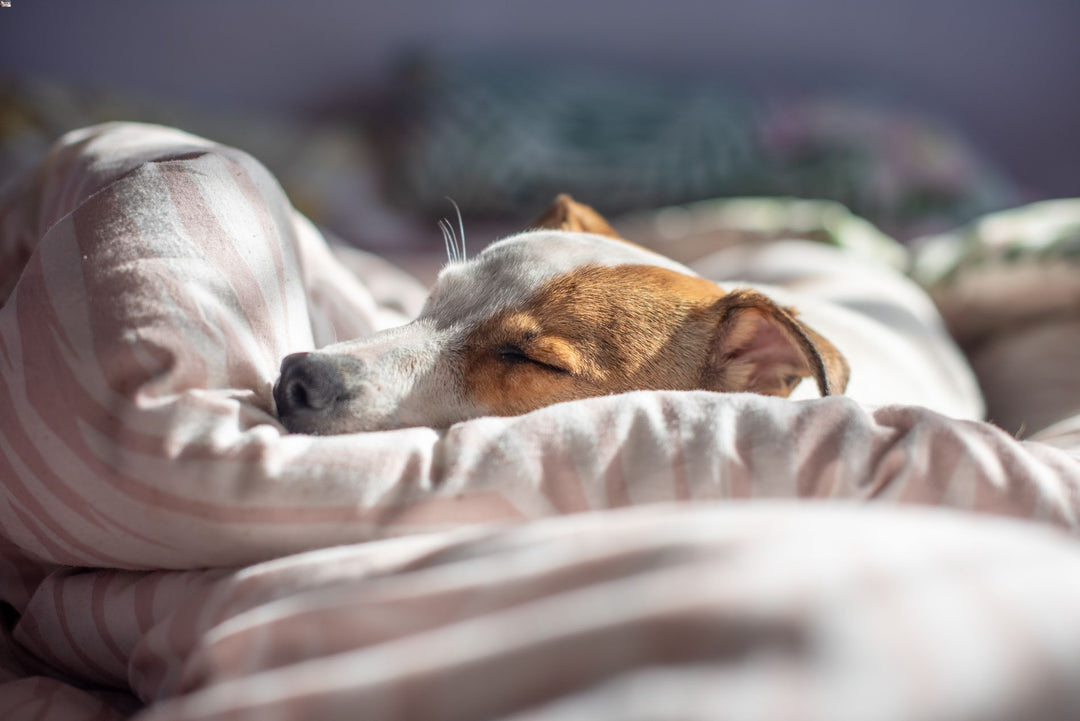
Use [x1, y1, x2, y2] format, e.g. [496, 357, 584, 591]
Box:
[2, 122, 1080, 720]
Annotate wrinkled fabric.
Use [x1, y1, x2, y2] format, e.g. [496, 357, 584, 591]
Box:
[2, 123, 1079, 720]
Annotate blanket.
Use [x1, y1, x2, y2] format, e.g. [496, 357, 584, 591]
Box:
[2, 123, 1080, 720]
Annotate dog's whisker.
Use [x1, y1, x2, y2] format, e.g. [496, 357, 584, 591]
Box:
[438, 219, 455, 264]
[445, 197, 466, 261]
[442, 217, 460, 264]
[439, 217, 463, 264]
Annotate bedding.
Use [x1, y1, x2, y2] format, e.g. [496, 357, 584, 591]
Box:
[1, 122, 1080, 720]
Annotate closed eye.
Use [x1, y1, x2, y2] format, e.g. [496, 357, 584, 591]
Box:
[498, 345, 569, 374]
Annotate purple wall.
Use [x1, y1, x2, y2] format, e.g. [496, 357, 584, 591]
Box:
[3, 0, 1079, 196]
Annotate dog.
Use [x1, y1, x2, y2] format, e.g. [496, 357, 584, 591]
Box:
[274, 195, 982, 434]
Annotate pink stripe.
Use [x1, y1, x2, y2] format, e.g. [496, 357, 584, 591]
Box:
[142, 575, 251, 698]
[8, 252, 126, 536]
[51, 579, 117, 685]
[12, 609, 70, 675]
[539, 461, 591, 513]
[91, 573, 129, 668]
[602, 413, 633, 507]
[0, 381, 133, 565]
[8, 492, 106, 568]
[604, 463, 632, 507]
[133, 574, 159, 634]
[72, 178, 212, 397]
[730, 428, 757, 498]
[0, 328, 12, 369]
[158, 157, 282, 376]
[217, 147, 299, 350]
[794, 407, 851, 498]
[662, 402, 691, 500]
[973, 432, 1040, 519]
[157, 587, 221, 697]
[463, 421, 590, 513]
[375, 491, 526, 526]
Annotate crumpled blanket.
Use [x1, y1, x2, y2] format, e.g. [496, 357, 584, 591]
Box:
[2, 123, 1080, 720]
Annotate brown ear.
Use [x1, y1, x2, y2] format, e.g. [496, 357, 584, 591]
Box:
[531, 194, 621, 239]
[706, 290, 849, 397]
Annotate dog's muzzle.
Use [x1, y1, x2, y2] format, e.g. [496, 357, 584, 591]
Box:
[273, 352, 349, 433]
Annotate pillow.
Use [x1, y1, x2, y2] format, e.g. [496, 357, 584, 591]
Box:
[613, 196, 908, 270]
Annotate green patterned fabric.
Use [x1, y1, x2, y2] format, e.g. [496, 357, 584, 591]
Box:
[621, 196, 909, 269]
[912, 199, 1080, 286]
[384, 60, 1016, 239]
[910, 199, 1080, 345]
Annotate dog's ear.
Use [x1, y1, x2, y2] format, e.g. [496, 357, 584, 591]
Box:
[531, 194, 621, 239]
[705, 290, 849, 397]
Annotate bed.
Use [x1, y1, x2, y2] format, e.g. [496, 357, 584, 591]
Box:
[2, 121, 1080, 721]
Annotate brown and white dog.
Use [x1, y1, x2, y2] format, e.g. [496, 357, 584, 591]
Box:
[274, 195, 982, 434]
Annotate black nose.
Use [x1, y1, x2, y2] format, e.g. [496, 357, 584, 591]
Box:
[274, 352, 346, 416]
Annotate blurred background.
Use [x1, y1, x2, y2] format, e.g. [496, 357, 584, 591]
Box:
[2, 0, 1078, 256]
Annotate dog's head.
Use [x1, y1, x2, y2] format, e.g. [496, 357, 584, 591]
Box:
[275, 195, 849, 434]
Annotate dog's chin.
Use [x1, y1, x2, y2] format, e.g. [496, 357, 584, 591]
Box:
[276, 406, 438, 435]
[278, 406, 478, 435]
[276, 408, 370, 436]
[277, 412, 333, 436]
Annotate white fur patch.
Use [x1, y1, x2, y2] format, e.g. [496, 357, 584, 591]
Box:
[423, 231, 697, 328]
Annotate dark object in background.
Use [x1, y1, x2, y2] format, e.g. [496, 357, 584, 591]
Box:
[379, 59, 1015, 240]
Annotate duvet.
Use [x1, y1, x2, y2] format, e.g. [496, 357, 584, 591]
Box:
[2, 123, 1080, 720]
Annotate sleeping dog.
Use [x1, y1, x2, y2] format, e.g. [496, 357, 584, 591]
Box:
[275, 195, 982, 434]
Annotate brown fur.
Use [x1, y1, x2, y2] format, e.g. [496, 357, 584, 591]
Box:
[464, 263, 849, 416]
[531, 194, 625, 239]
